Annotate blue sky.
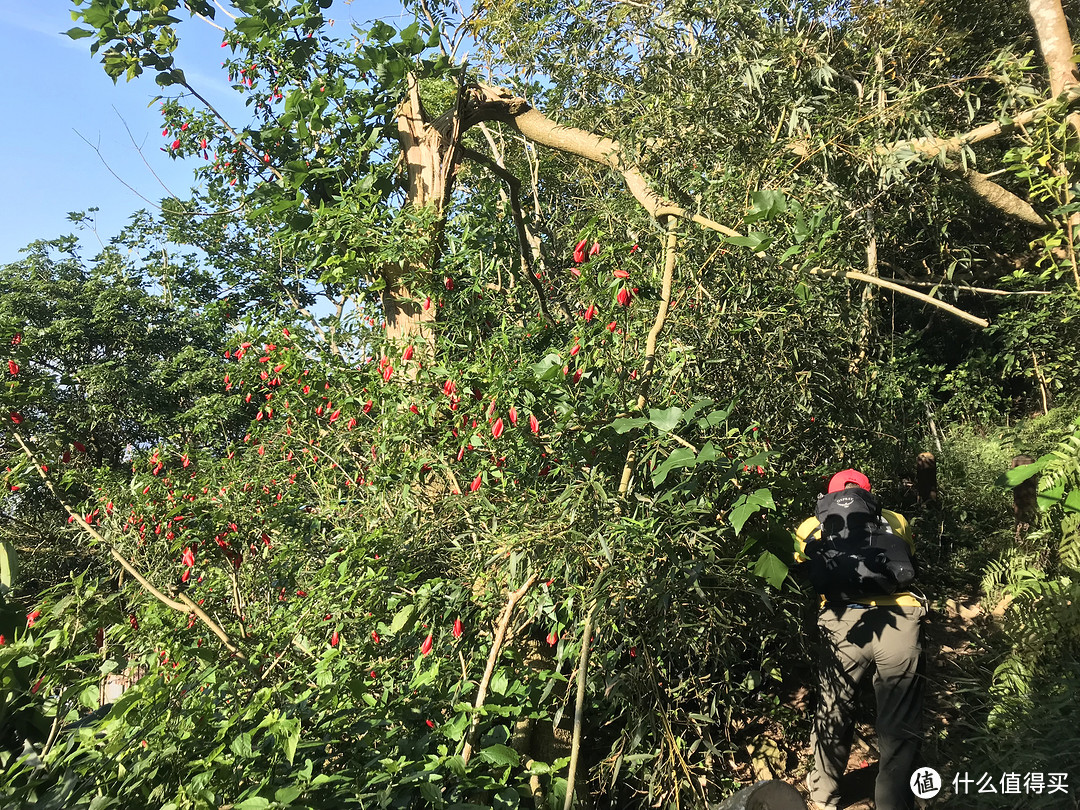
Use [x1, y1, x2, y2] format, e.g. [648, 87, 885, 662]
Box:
[0, 2, 410, 264]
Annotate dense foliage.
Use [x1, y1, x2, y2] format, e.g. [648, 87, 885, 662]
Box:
[2, 0, 1080, 807]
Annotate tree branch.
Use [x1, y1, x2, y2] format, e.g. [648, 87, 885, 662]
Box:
[882, 85, 1080, 160]
[467, 85, 990, 326]
[460, 147, 561, 325]
[12, 430, 248, 661]
[461, 573, 539, 765]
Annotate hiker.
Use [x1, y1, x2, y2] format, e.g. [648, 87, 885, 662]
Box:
[795, 469, 925, 810]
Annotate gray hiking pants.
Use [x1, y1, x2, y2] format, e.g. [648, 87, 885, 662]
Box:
[807, 604, 926, 810]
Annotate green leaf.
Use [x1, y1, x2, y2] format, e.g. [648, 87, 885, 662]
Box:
[728, 488, 775, 534]
[610, 417, 648, 434]
[744, 189, 787, 224]
[478, 743, 520, 767]
[64, 27, 94, 40]
[997, 454, 1052, 487]
[1064, 490, 1080, 514]
[652, 447, 698, 487]
[388, 604, 415, 634]
[0, 540, 18, 591]
[648, 406, 683, 432]
[724, 232, 769, 250]
[752, 550, 789, 589]
[230, 731, 254, 759]
[274, 786, 302, 805]
[531, 353, 563, 381]
[234, 799, 270, 810]
[696, 406, 732, 429]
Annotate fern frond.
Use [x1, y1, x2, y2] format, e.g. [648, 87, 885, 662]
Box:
[1038, 421, 1080, 493]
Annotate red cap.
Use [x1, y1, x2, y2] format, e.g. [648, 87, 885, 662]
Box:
[827, 469, 871, 493]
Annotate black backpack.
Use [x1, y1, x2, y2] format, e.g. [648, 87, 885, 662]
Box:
[803, 488, 916, 602]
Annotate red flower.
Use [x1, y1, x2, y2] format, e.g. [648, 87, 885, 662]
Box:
[425, 719, 435, 728]
[492, 418, 505, 439]
[11, 334, 21, 346]
[423, 297, 432, 311]
[470, 474, 482, 493]
[546, 631, 558, 646]
[409, 404, 419, 414]
[129, 614, 139, 630]
[27, 610, 41, 628]
[371, 630, 380, 644]
[420, 633, 433, 655]
[9, 411, 22, 425]
[572, 369, 583, 384]
[0, 634, 5, 645]
[617, 287, 632, 307]
[570, 344, 580, 357]
[444, 277, 454, 291]
[7, 360, 17, 376]
[181, 547, 195, 567]
[403, 345, 414, 362]
[329, 409, 341, 422]
[382, 365, 393, 382]
[443, 380, 457, 397]
[607, 321, 618, 332]
[614, 268, 629, 279]
[509, 406, 518, 426]
[452, 618, 463, 639]
[331, 631, 339, 647]
[171, 139, 181, 150]
[573, 239, 587, 264]
[583, 303, 596, 322]
[363, 399, 373, 413]
[589, 242, 601, 258]
[529, 414, 539, 434]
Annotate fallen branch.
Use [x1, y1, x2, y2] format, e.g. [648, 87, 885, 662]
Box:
[461, 572, 540, 765]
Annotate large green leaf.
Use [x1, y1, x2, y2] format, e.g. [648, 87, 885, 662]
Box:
[997, 454, 1053, 487]
[652, 447, 698, 487]
[752, 550, 789, 589]
[729, 488, 776, 534]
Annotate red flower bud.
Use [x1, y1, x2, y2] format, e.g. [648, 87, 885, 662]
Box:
[331, 630, 339, 647]
[529, 414, 539, 434]
[444, 277, 454, 291]
[573, 239, 587, 264]
[614, 268, 629, 279]
[492, 418, 504, 439]
[470, 474, 482, 493]
[371, 630, 380, 644]
[420, 633, 433, 655]
[617, 287, 632, 306]
[403, 345, 414, 362]
[509, 406, 518, 426]
[583, 303, 596, 322]
[452, 618, 463, 639]
[7, 360, 18, 376]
